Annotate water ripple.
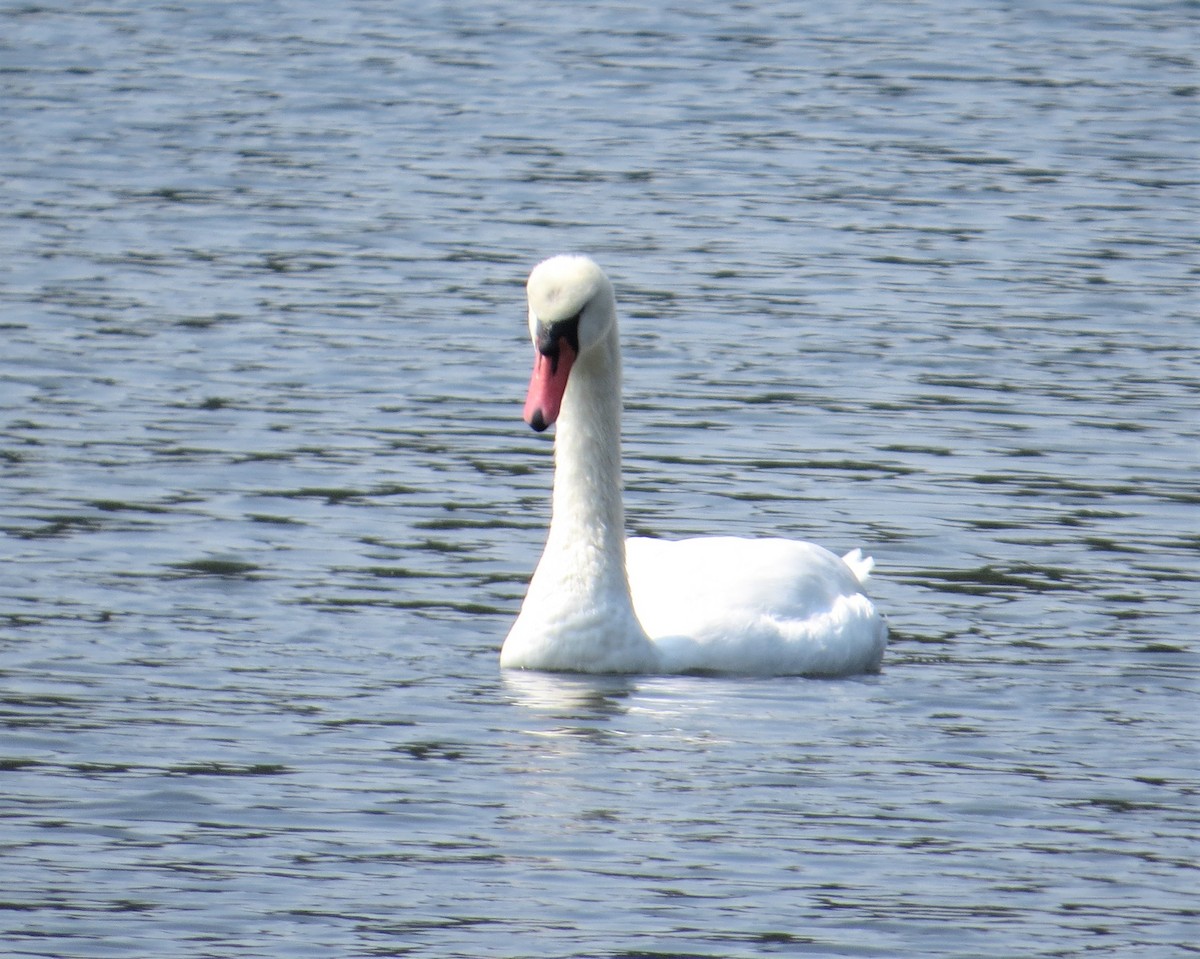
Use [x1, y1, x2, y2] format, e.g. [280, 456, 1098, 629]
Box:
[2, 1, 1197, 957]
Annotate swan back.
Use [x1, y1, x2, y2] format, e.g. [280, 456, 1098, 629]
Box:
[625, 537, 887, 676]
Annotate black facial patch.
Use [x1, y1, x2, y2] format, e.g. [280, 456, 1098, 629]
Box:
[535, 311, 582, 369]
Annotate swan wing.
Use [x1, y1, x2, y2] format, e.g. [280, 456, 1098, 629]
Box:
[625, 536, 887, 676]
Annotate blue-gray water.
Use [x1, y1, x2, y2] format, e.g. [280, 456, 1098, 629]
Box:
[2, 1, 1197, 957]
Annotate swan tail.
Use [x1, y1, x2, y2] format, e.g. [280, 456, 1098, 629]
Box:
[841, 548, 875, 585]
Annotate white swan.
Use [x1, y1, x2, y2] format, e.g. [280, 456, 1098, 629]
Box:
[501, 255, 887, 676]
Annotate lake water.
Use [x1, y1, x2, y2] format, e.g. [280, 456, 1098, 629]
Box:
[1, 1, 1197, 956]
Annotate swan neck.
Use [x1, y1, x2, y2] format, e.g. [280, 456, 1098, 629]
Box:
[549, 327, 625, 559]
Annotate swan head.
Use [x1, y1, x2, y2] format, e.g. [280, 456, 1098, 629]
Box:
[523, 255, 616, 432]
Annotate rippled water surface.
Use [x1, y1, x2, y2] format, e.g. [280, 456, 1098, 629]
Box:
[2, 1, 1198, 956]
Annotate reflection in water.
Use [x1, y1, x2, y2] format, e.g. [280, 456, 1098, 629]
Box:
[502, 669, 637, 719]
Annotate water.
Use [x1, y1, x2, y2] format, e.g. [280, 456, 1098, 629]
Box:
[1, 1, 1197, 956]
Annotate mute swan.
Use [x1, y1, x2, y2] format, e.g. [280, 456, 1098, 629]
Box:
[501, 255, 887, 676]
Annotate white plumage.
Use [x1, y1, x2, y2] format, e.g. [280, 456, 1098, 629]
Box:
[501, 255, 887, 676]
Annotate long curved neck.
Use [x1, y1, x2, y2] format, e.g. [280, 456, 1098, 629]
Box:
[503, 287, 657, 673]
[546, 325, 626, 569]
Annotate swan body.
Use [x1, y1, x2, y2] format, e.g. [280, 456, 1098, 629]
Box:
[501, 255, 887, 676]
